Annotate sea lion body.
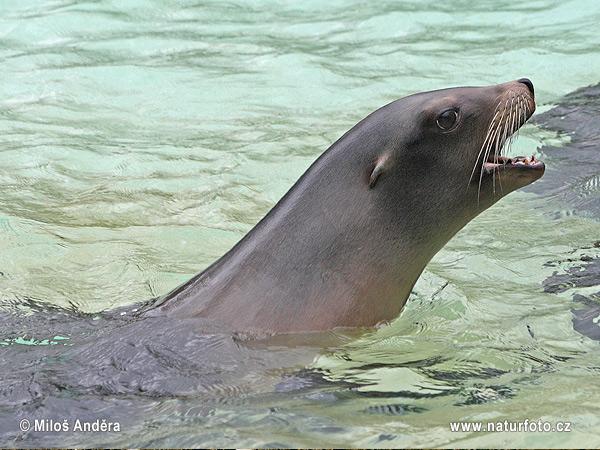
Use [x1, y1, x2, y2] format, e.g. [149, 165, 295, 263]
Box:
[144, 80, 544, 333]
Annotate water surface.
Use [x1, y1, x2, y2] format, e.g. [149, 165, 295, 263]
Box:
[1, 0, 600, 447]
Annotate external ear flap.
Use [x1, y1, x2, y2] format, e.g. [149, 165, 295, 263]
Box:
[369, 155, 391, 188]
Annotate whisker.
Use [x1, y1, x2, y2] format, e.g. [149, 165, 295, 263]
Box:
[492, 99, 510, 194]
[469, 109, 500, 185]
[485, 106, 505, 196]
[474, 105, 502, 203]
[471, 88, 534, 205]
[499, 94, 518, 193]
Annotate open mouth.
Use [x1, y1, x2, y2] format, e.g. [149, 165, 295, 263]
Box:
[473, 86, 544, 181]
[483, 154, 545, 173]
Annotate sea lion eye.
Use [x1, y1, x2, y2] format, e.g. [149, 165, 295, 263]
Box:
[436, 109, 459, 131]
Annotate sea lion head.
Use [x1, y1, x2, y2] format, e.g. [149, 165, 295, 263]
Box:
[148, 79, 545, 333]
[365, 79, 543, 239]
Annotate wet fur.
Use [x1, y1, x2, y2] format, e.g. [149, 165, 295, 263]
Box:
[141, 81, 543, 333]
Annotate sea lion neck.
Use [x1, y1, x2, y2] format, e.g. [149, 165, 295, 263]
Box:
[142, 80, 544, 333]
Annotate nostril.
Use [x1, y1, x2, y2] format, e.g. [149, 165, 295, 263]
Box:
[517, 78, 534, 96]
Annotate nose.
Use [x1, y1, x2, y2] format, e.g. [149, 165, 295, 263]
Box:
[517, 78, 534, 96]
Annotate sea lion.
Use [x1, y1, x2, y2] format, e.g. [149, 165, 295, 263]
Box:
[142, 79, 544, 333]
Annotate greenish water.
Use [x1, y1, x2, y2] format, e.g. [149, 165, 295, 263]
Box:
[1, 0, 600, 447]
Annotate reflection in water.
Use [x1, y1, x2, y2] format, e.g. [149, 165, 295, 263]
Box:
[532, 83, 600, 217]
[0, 299, 328, 446]
[535, 85, 600, 343]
